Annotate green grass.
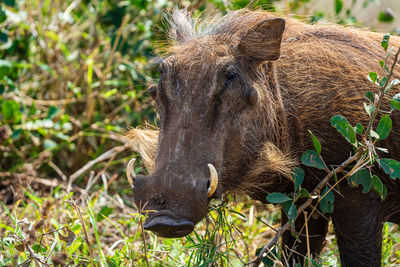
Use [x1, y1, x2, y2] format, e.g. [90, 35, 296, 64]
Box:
[2, 186, 399, 266]
[0, 185, 283, 266]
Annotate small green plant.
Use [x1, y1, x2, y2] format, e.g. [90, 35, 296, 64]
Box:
[185, 201, 242, 266]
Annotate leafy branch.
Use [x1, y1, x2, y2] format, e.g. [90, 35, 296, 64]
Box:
[251, 36, 400, 266]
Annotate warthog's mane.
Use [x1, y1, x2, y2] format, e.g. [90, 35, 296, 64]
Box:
[166, 9, 279, 43]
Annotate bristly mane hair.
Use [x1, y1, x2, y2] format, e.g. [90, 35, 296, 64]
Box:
[161, 9, 288, 51]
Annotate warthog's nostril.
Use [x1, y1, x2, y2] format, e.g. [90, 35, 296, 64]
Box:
[143, 215, 194, 238]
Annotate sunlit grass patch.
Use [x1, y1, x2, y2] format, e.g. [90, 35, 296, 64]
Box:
[0, 183, 282, 266]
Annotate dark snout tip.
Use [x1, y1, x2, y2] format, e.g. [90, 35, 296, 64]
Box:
[144, 215, 194, 238]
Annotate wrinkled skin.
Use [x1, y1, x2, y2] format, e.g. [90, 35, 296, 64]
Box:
[131, 10, 400, 266]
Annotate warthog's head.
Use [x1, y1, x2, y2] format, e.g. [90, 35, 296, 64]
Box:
[127, 10, 296, 238]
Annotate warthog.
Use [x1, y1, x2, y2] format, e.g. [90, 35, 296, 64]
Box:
[127, 10, 400, 266]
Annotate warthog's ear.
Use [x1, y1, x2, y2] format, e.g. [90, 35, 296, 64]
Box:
[238, 18, 285, 62]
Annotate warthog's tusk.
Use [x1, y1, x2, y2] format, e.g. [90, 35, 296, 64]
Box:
[207, 164, 218, 197]
[126, 158, 136, 188]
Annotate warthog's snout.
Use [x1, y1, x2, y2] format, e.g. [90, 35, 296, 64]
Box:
[144, 214, 194, 238]
[127, 159, 219, 238]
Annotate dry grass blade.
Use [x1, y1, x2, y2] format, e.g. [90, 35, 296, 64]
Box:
[65, 190, 93, 259]
[304, 211, 312, 266]
[67, 145, 128, 190]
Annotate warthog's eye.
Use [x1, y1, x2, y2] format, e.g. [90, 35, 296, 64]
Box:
[224, 70, 238, 88]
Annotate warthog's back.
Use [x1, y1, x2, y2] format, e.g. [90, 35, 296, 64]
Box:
[276, 19, 400, 163]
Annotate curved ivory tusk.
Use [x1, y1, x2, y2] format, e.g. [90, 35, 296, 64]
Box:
[126, 158, 136, 188]
[207, 164, 218, 197]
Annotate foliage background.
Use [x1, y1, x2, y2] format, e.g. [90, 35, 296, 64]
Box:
[0, 0, 399, 266]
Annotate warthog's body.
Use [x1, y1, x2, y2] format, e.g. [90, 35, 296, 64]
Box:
[129, 10, 400, 266]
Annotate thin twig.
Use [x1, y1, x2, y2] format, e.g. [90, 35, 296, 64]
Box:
[363, 46, 400, 140]
[65, 190, 93, 259]
[304, 211, 312, 267]
[139, 213, 150, 267]
[35, 225, 71, 239]
[255, 217, 278, 232]
[48, 161, 67, 181]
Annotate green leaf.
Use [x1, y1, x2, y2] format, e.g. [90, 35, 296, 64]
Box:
[364, 102, 376, 116]
[43, 139, 57, 150]
[103, 88, 118, 98]
[348, 168, 372, 193]
[368, 72, 378, 83]
[288, 204, 297, 221]
[11, 129, 22, 140]
[318, 198, 329, 214]
[96, 206, 114, 222]
[0, 32, 7, 45]
[4, 0, 16, 7]
[379, 60, 390, 74]
[390, 99, 400, 111]
[301, 150, 325, 170]
[378, 10, 394, 23]
[358, 172, 372, 193]
[292, 167, 305, 192]
[324, 187, 334, 203]
[355, 123, 364, 135]
[0, 7, 6, 24]
[376, 115, 392, 140]
[391, 93, 400, 111]
[32, 244, 47, 253]
[381, 34, 390, 51]
[382, 184, 388, 199]
[319, 186, 334, 214]
[335, 0, 343, 14]
[379, 76, 388, 87]
[47, 106, 60, 119]
[299, 188, 311, 198]
[379, 158, 400, 180]
[0, 60, 12, 80]
[281, 200, 292, 217]
[331, 115, 356, 144]
[385, 79, 400, 93]
[372, 175, 384, 199]
[266, 193, 291, 203]
[308, 130, 321, 155]
[1, 99, 21, 123]
[25, 189, 44, 205]
[364, 91, 374, 103]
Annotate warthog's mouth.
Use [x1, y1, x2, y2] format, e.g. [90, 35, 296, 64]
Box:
[144, 212, 195, 238]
